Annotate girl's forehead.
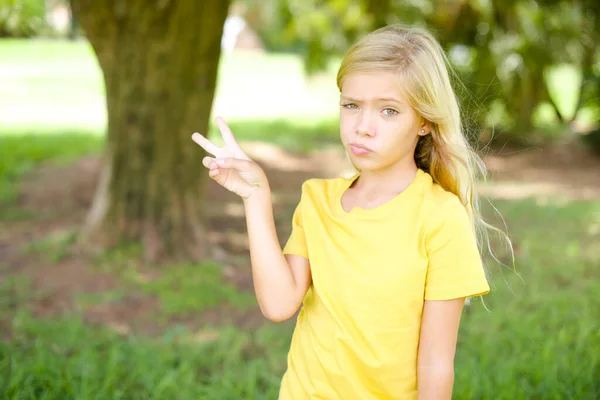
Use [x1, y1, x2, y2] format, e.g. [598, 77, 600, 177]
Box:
[341, 70, 405, 88]
[340, 72, 409, 103]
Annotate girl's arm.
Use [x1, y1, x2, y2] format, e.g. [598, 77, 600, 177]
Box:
[417, 297, 466, 400]
[191, 117, 311, 322]
[243, 185, 312, 322]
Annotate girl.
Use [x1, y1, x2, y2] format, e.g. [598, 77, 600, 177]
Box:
[193, 24, 502, 400]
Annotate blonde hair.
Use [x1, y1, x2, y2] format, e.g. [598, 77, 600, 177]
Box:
[337, 24, 513, 272]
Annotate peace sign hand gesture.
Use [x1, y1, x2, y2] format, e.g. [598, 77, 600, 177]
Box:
[192, 117, 268, 199]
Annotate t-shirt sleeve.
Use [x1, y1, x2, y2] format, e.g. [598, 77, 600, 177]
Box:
[424, 196, 490, 301]
[282, 184, 309, 259]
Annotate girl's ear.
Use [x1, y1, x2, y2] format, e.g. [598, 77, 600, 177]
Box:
[417, 118, 431, 136]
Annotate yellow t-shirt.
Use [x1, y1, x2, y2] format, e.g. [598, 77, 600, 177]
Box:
[279, 169, 490, 400]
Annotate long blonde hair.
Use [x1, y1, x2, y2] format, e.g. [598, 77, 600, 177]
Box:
[336, 24, 513, 271]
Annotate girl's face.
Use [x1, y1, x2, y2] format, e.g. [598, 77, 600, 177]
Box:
[339, 71, 427, 172]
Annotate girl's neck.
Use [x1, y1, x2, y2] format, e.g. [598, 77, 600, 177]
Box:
[352, 159, 419, 197]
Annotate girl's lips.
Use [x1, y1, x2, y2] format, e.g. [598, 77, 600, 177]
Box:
[350, 144, 372, 156]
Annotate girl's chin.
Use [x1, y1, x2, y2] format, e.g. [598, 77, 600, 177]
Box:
[349, 156, 379, 170]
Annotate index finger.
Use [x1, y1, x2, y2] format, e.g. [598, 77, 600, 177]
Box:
[215, 116, 240, 148]
[191, 132, 220, 156]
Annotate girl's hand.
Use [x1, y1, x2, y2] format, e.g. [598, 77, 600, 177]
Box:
[192, 116, 268, 199]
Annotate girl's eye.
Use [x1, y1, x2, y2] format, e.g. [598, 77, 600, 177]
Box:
[383, 108, 398, 116]
[342, 103, 358, 110]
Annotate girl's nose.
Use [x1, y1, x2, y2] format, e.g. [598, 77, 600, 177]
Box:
[356, 112, 375, 137]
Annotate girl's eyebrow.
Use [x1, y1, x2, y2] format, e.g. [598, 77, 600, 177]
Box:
[340, 96, 360, 102]
[377, 97, 404, 104]
[340, 95, 404, 104]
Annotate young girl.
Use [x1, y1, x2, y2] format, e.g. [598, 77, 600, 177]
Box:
[193, 24, 498, 400]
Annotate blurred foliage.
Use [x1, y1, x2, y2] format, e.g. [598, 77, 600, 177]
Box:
[242, 0, 600, 145]
[3, 0, 599, 147]
[0, 0, 46, 37]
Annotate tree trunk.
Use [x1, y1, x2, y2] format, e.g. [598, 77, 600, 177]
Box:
[71, 0, 230, 262]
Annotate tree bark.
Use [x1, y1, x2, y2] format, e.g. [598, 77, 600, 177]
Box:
[71, 0, 230, 262]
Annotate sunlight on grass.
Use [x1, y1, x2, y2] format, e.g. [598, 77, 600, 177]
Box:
[0, 39, 341, 131]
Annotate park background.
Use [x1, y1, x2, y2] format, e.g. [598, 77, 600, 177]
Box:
[1, 0, 599, 398]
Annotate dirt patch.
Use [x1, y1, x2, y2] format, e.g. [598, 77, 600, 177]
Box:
[1, 141, 344, 336]
[83, 294, 163, 336]
[200, 302, 277, 331]
[482, 142, 600, 200]
[2, 139, 599, 337]
[18, 156, 100, 223]
[28, 259, 120, 317]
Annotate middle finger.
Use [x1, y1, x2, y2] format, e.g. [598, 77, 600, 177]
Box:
[215, 116, 239, 149]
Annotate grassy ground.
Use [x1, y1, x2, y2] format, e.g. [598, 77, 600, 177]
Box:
[1, 39, 599, 399]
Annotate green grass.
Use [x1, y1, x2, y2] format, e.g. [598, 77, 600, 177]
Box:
[456, 198, 600, 399]
[1, 312, 293, 400]
[93, 244, 257, 317]
[138, 262, 256, 316]
[21, 229, 79, 263]
[2, 198, 599, 398]
[0, 129, 103, 212]
[0, 260, 291, 399]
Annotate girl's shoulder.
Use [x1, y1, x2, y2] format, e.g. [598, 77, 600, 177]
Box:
[294, 175, 355, 214]
[298, 175, 355, 198]
[421, 180, 472, 234]
[424, 181, 461, 208]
